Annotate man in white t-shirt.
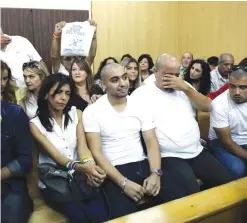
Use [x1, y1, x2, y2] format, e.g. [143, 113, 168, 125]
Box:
[209, 67, 247, 180]
[0, 28, 44, 89]
[210, 53, 234, 92]
[131, 53, 233, 195]
[83, 63, 186, 219]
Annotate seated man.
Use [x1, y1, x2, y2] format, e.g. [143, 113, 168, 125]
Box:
[1, 101, 33, 223]
[209, 67, 247, 180]
[83, 63, 186, 219]
[131, 54, 233, 195]
[210, 53, 234, 92]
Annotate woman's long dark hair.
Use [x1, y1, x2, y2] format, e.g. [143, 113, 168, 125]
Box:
[94, 57, 118, 81]
[1, 61, 16, 103]
[184, 59, 211, 95]
[36, 73, 73, 132]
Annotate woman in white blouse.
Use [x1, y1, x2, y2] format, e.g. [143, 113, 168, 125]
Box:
[19, 61, 49, 119]
[30, 74, 108, 223]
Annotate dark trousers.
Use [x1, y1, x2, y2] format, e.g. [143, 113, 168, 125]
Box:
[1, 191, 33, 223]
[41, 188, 109, 223]
[103, 160, 187, 220]
[161, 149, 233, 195]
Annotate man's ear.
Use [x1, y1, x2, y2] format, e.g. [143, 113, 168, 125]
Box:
[153, 67, 157, 73]
[101, 80, 107, 92]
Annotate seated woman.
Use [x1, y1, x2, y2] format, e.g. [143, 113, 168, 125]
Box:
[29, 74, 108, 223]
[1, 61, 17, 103]
[184, 59, 211, 96]
[1, 62, 33, 223]
[138, 54, 154, 81]
[69, 57, 103, 111]
[19, 60, 49, 119]
[121, 57, 141, 95]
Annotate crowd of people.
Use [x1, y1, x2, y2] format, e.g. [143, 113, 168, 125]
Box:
[1, 20, 247, 223]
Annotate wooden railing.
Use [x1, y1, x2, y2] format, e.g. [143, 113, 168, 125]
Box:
[106, 177, 247, 223]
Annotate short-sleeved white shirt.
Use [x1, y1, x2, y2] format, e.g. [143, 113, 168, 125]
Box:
[0, 36, 42, 89]
[83, 95, 154, 166]
[209, 90, 247, 145]
[210, 66, 228, 92]
[144, 73, 156, 85]
[131, 83, 203, 159]
[58, 63, 69, 76]
[30, 106, 79, 187]
[25, 93, 38, 119]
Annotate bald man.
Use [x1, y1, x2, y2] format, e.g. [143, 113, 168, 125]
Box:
[131, 54, 233, 195]
[210, 53, 234, 92]
[83, 63, 186, 219]
[180, 52, 193, 78]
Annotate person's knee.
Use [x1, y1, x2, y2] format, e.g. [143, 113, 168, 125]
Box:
[229, 161, 246, 180]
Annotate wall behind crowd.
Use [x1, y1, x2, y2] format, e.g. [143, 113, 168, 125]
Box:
[92, 1, 247, 70]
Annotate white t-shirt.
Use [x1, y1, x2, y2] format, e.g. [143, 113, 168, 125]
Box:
[210, 66, 228, 92]
[209, 90, 247, 145]
[58, 63, 69, 76]
[131, 83, 203, 159]
[0, 36, 42, 89]
[25, 93, 38, 119]
[30, 106, 79, 188]
[144, 73, 156, 85]
[83, 94, 154, 166]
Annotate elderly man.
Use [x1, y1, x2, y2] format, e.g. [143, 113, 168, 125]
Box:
[131, 53, 233, 195]
[83, 63, 186, 219]
[209, 66, 247, 179]
[210, 53, 234, 92]
[179, 52, 193, 78]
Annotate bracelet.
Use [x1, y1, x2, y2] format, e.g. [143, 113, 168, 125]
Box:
[81, 156, 93, 162]
[53, 32, 61, 38]
[81, 158, 95, 165]
[65, 161, 81, 171]
[121, 177, 128, 193]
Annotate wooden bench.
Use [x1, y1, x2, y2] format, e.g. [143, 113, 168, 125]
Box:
[106, 177, 247, 223]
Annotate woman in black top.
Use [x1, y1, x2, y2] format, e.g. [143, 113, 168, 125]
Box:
[69, 57, 102, 111]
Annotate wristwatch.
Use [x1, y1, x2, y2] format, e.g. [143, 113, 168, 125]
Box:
[151, 169, 163, 176]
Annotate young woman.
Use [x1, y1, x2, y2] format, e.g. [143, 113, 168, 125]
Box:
[69, 57, 103, 111]
[123, 58, 141, 95]
[1, 61, 17, 103]
[184, 59, 211, 96]
[19, 60, 49, 119]
[138, 54, 154, 81]
[30, 74, 108, 223]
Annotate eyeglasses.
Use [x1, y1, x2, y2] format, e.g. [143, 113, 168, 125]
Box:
[22, 61, 40, 70]
[232, 65, 247, 72]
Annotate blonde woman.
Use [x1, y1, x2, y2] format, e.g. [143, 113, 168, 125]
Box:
[19, 60, 49, 119]
[122, 58, 142, 95]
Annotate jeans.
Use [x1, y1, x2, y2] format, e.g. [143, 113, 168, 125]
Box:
[161, 149, 233, 195]
[102, 160, 187, 220]
[209, 139, 247, 180]
[41, 188, 109, 223]
[1, 191, 33, 223]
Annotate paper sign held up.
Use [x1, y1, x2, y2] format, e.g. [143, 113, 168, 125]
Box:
[61, 21, 95, 57]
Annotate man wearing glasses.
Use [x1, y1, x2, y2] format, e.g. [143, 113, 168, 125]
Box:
[210, 53, 234, 92]
[209, 66, 247, 180]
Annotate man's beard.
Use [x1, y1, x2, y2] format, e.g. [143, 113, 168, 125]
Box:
[163, 88, 175, 93]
